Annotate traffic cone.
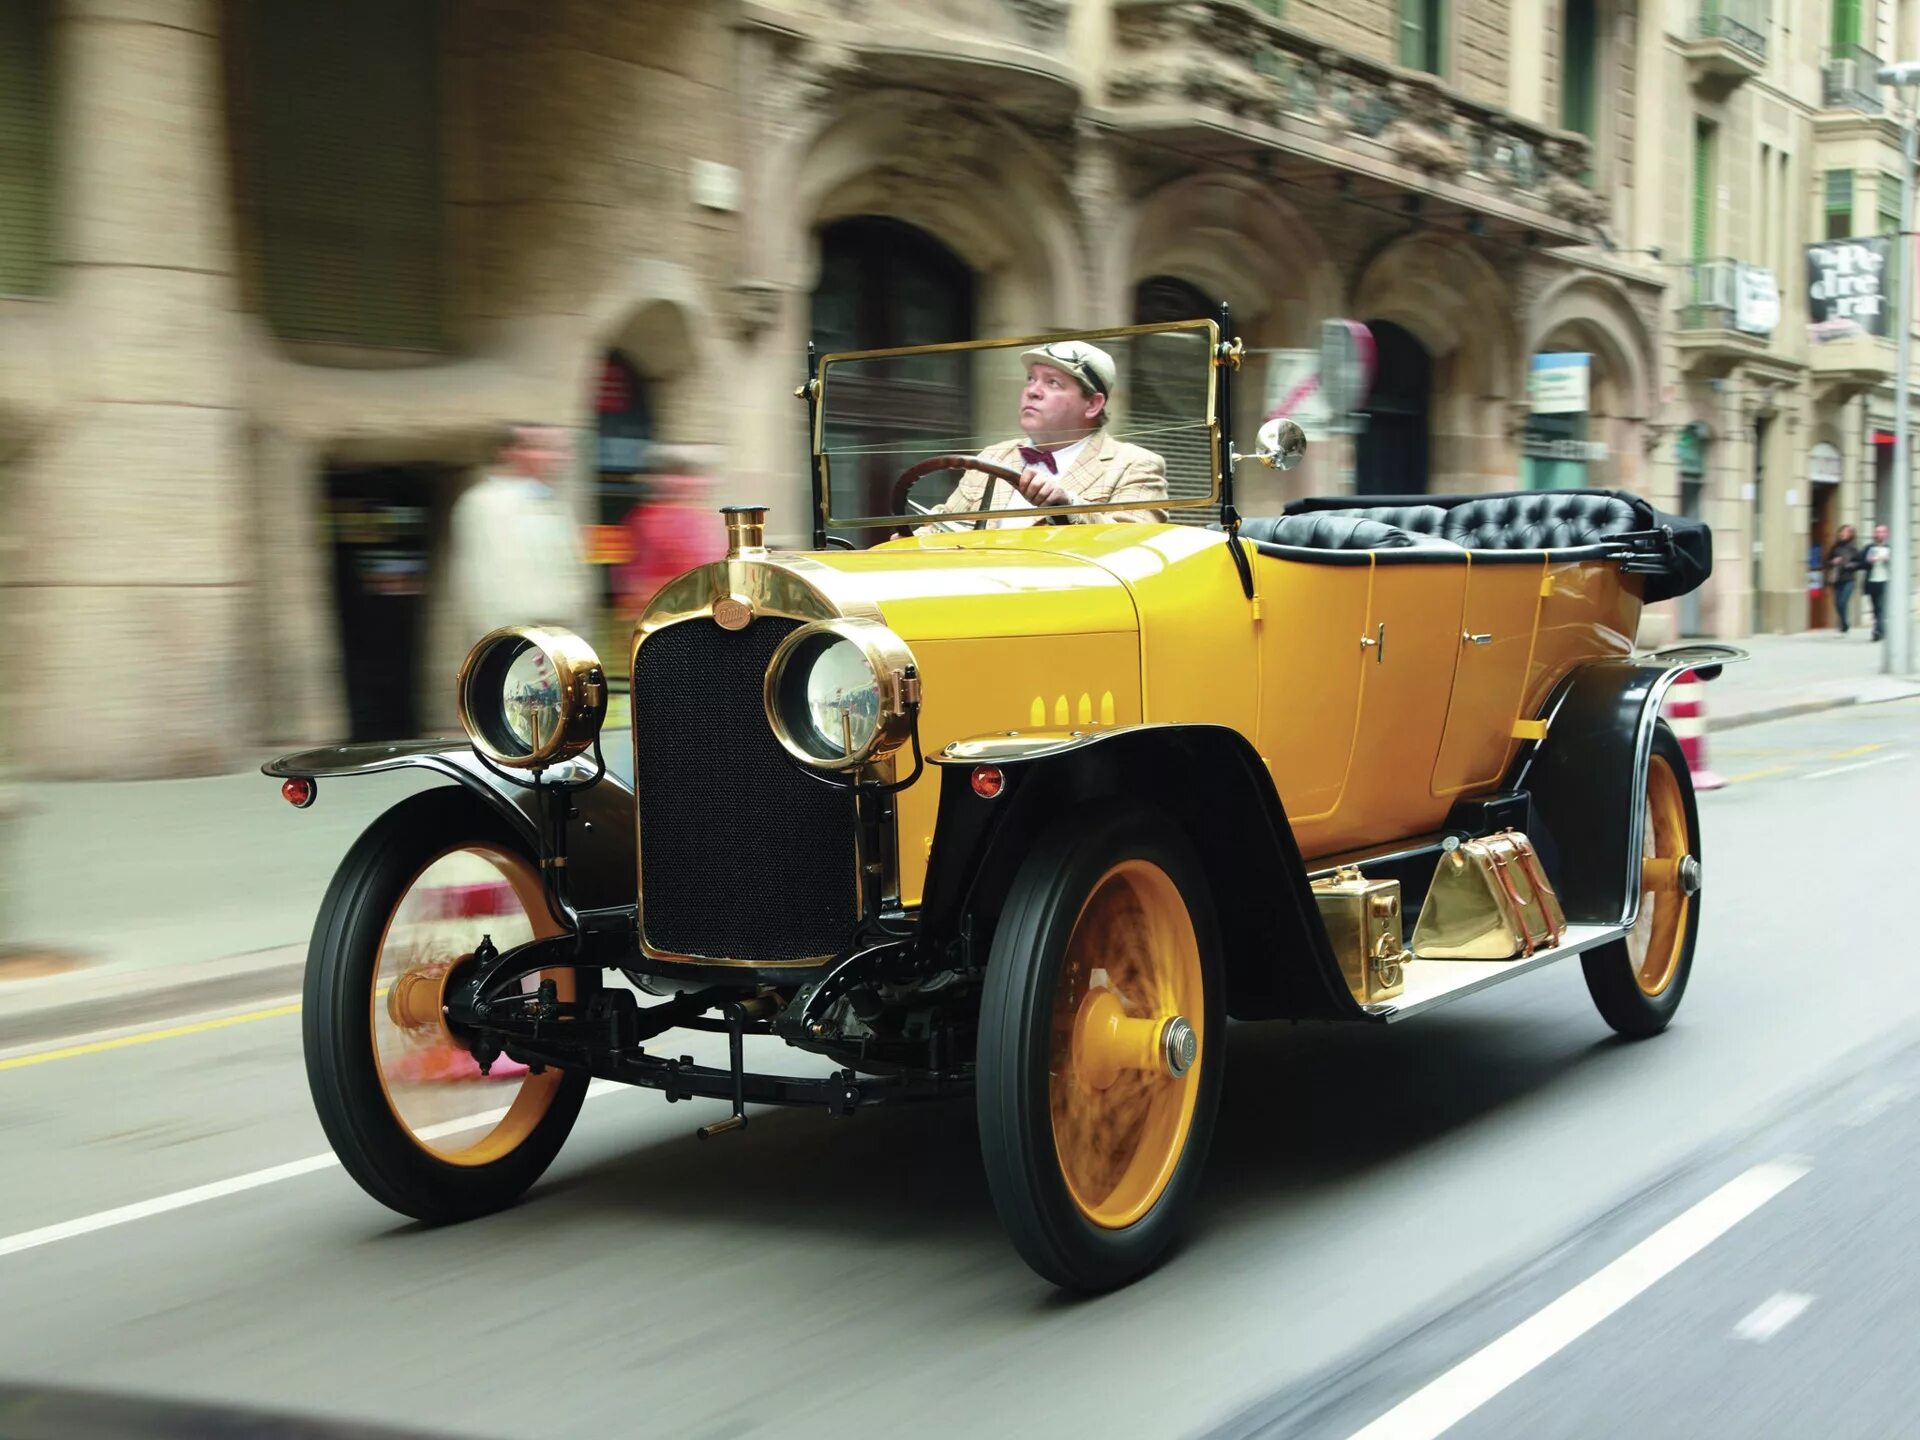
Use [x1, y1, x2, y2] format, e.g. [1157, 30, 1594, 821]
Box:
[1663, 669, 1726, 791]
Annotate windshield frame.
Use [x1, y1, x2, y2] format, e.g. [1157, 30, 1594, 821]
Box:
[811, 318, 1225, 532]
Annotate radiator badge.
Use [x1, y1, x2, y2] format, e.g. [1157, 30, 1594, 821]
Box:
[712, 595, 754, 631]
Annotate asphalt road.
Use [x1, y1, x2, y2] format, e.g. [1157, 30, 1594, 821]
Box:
[3, 698, 1918, 1440]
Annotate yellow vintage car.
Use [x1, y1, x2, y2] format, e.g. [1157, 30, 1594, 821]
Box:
[268, 319, 1737, 1292]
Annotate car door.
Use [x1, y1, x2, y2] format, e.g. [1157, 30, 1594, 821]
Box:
[1251, 550, 1370, 846]
[1430, 555, 1547, 798]
[1321, 552, 1470, 854]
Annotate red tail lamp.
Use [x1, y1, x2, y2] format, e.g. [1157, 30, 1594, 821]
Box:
[281, 777, 317, 809]
[970, 765, 1005, 800]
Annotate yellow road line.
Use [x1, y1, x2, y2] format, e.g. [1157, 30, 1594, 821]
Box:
[1725, 765, 1793, 783]
[1824, 743, 1886, 760]
[0, 1002, 303, 1072]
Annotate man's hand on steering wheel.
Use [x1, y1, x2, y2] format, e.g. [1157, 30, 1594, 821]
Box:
[1012, 466, 1074, 509]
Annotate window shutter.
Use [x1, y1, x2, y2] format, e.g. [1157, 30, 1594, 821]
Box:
[0, 0, 53, 297]
[1692, 124, 1714, 260]
[1831, 0, 1861, 51]
[246, 0, 444, 349]
[1562, 0, 1597, 140]
[1826, 169, 1855, 240]
[1400, 0, 1428, 70]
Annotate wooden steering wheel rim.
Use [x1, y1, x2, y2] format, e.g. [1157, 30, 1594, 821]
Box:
[889, 454, 1031, 536]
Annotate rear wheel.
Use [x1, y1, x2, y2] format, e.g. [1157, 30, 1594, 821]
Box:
[977, 806, 1224, 1291]
[1581, 721, 1701, 1038]
[304, 787, 597, 1223]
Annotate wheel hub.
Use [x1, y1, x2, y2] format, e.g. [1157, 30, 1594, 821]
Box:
[1160, 1016, 1197, 1078]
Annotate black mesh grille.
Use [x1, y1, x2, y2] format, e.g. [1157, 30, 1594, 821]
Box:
[634, 618, 860, 962]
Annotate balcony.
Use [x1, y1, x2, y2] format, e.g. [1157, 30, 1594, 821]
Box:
[1823, 46, 1884, 114]
[1675, 258, 1778, 371]
[1811, 329, 1896, 399]
[1683, 0, 1768, 88]
[1104, 0, 1609, 243]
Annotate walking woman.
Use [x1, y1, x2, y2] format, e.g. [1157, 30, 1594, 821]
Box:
[1828, 524, 1864, 634]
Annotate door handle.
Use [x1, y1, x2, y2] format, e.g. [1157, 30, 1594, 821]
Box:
[1360, 623, 1385, 663]
[1464, 632, 1493, 646]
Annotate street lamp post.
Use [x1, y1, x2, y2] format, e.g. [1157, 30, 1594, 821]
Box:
[1876, 62, 1919, 676]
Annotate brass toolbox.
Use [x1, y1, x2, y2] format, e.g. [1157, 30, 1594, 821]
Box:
[1310, 866, 1408, 1005]
[1412, 830, 1567, 961]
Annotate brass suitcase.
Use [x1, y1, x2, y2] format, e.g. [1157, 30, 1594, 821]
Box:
[1310, 866, 1408, 1004]
[1412, 830, 1567, 961]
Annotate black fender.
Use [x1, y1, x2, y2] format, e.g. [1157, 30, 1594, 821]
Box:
[920, 725, 1356, 1021]
[263, 741, 636, 914]
[1510, 644, 1746, 927]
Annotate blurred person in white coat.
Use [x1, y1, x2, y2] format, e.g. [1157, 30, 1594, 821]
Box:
[447, 423, 592, 646]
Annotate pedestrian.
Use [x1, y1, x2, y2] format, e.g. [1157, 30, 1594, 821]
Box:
[1863, 521, 1893, 642]
[1827, 523, 1864, 634]
[446, 422, 592, 645]
[613, 453, 728, 622]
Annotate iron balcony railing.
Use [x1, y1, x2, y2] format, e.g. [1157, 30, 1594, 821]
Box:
[1824, 45, 1884, 112]
[1695, 0, 1768, 60]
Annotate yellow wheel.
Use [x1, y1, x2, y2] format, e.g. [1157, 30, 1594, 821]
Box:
[1582, 722, 1702, 1038]
[979, 807, 1222, 1291]
[305, 788, 597, 1223]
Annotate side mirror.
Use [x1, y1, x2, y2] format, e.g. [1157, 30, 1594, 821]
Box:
[1255, 417, 1307, 471]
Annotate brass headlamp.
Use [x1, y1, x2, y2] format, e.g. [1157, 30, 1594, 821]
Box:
[456, 626, 608, 771]
[764, 618, 921, 771]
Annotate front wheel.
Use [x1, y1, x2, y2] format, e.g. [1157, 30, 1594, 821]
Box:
[304, 787, 597, 1224]
[976, 805, 1224, 1292]
[1580, 721, 1702, 1039]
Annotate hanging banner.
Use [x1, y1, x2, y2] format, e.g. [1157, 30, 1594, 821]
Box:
[1807, 236, 1892, 341]
[1735, 265, 1779, 336]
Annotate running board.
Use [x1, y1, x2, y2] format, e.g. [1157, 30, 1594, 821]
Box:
[1362, 923, 1628, 1022]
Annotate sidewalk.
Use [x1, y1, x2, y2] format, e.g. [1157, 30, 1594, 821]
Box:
[3, 631, 1915, 1046]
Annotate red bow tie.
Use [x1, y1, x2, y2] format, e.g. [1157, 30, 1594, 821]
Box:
[1018, 445, 1060, 474]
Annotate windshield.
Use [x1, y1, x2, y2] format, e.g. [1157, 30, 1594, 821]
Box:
[814, 321, 1220, 534]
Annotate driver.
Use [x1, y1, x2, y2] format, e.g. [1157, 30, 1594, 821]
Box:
[914, 340, 1169, 532]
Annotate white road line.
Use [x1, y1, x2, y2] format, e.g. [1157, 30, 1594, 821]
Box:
[1345, 1159, 1811, 1440]
[1733, 1292, 1813, 1343]
[1803, 752, 1909, 781]
[1843, 1082, 1919, 1129]
[0, 1080, 622, 1261]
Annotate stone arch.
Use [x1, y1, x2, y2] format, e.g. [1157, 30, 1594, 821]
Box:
[1352, 235, 1518, 491]
[779, 90, 1086, 334]
[583, 259, 722, 446]
[1525, 271, 1658, 490]
[1122, 173, 1337, 345]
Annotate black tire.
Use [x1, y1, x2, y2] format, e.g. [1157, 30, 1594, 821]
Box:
[976, 804, 1225, 1292]
[304, 786, 596, 1224]
[1580, 721, 1702, 1039]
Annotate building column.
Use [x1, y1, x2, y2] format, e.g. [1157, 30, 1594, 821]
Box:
[13, 0, 245, 777]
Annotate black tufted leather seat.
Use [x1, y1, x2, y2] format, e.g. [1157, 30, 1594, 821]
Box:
[1239, 513, 1421, 551]
[1438, 493, 1640, 550]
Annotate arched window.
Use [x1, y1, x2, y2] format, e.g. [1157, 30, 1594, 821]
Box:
[229, 0, 445, 349]
[0, 0, 53, 297]
[810, 217, 975, 526]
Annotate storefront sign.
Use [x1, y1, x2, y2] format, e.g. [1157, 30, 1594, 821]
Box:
[1736, 266, 1780, 336]
[1528, 352, 1590, 414]
[1808, 441, 1843, 486]
[1521, 437, 1610, 462]
[1807, 237, 1892, 340]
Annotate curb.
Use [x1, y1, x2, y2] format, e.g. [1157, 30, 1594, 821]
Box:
[1707, 695, 1860, 732]
[0, 949, 308, 1053]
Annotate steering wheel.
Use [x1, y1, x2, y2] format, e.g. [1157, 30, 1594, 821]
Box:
[888, 455, 1033, 538]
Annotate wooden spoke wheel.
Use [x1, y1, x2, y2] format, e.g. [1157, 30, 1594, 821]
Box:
[978, 806, 1223, 1292]
[305, 788, 597, 1224]
[1581, 721, 1702, 1039]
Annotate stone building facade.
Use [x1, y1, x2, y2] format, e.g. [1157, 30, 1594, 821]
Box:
[2, 0, 1670, 779]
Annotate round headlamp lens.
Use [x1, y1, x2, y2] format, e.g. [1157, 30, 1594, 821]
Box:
[501, 644, 562, 752]
[804, 637, 880, 758]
